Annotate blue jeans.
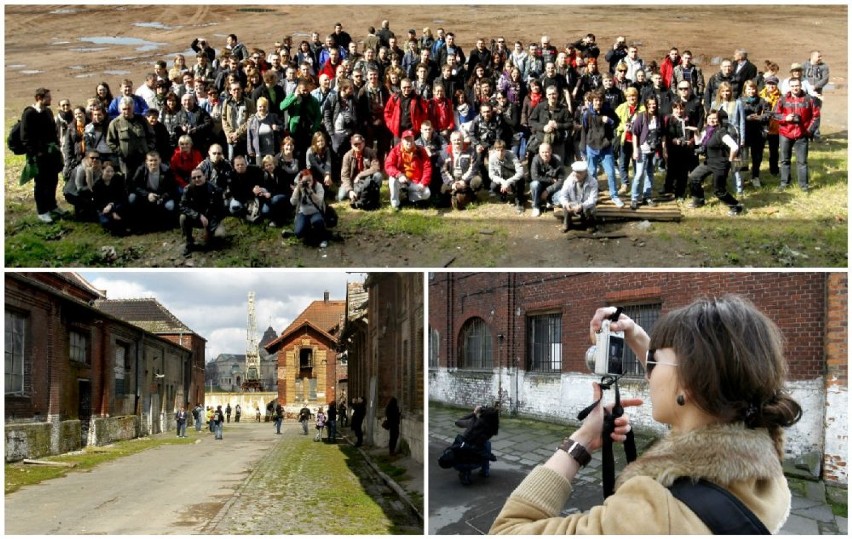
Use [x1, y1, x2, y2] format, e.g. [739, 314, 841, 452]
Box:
[779, 136, 809, 188]
[631, 152, 654, 201]
[195, 416, 202, 432]
[618, 140, 634, 187]
[261, 194, 290, 222]
[294, 211, 326, 244]
[586, 148, 619, 201]
[215, 422, 223, 439]
[275, 416, 283, 434]
[327, 419, 337, 442]
[529, 179, 554, 210]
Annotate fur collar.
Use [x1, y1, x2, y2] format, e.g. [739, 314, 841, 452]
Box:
[616, 423, 784, 490]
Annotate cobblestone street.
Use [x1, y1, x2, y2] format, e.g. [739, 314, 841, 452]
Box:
[5, 420, 421, 534]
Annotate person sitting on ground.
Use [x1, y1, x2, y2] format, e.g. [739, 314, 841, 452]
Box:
[228, 155, 264, 221]
[63, 151, 102, 221]
[529, 142, 566, 217]
[385, 129, 432, 211]
[490, 297, 801, 534]
[289, 169, 330, 248]
[128, 150, 178, 231]
[440, 130, 481, 210]
[488, 139, 525, 213]
[197, 143, 232, 210]
[340, 133, 383, 210]
[415, 120, 445, 200]
[258, 155, 293, 227]
[179, 167, 226, 256]
[554, 160, 598, 232]
[92, 160, 129, 235]
[170, 135, 203, 194]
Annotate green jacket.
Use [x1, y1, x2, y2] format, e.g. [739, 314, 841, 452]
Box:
[280, 93, 321, 135]
[106, 114, 154, 159]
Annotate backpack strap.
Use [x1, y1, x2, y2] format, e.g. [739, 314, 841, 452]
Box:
[668, 477, 770, 535]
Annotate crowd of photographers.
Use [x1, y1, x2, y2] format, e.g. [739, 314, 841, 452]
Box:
[18, 19, 828, 252]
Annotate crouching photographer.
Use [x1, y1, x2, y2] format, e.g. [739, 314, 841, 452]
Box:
[438, 404, 500, 485]
[288, 169, 331, 248]
[490, 295, 802, 535]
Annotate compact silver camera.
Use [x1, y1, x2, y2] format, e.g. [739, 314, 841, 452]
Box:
[585, 316, 625, 376]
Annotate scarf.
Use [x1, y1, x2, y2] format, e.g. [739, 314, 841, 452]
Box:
[529, 92, 543, 109]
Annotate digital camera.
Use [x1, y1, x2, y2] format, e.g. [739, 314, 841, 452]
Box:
[585, 318, 625, 376]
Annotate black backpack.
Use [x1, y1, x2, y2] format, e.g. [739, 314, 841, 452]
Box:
[7, 117, 27, 155]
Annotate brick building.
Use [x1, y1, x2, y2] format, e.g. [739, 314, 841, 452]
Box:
[5, 272, 204, 461]
[265, 292, 345, 407]
[428, 272, 847, 485]
[344, 273, 424, 463]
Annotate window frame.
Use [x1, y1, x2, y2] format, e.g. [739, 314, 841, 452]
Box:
[527, 311, 563, 373]
[69, 328, 90, 365]
[458, 317, 492, 370]
[5, 310, 27, 396]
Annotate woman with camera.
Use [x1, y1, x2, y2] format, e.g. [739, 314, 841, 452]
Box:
[288, 169, 329, 248]
[490, 295, 802, 534]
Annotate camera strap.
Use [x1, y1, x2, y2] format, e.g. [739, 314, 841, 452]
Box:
[577, 377, 637, 499]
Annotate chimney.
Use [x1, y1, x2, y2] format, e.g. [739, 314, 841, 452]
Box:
[324, 291, 330, 302]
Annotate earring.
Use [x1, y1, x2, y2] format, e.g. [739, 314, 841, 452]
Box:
[676, 395, 686, 406]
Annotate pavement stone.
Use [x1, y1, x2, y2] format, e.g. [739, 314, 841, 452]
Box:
[429, 402, 847, 535]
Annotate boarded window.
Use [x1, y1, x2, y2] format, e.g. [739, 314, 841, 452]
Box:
[300, 348, 313, 369]
[429, 327, 439, 368]
[114, 343, 128, 396]
[5, 311, 26, 395]
[70, 330, 89, 364]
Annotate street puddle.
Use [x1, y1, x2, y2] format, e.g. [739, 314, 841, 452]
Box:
[133, 22, 177, 30]
[79, 36, 166, 53]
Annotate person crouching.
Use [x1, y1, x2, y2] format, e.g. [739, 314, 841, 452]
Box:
[289, 169, 330, 248]
[554, 161, 598, 232]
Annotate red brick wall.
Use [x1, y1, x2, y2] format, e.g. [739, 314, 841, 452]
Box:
[825, 273, 848, 384]
[430, 272, 830, 381]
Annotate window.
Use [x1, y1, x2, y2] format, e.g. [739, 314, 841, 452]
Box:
[5, 311, 26, 395]
[621, 303, 662, 376]
[528, 313, 562, 372]
[459, 317, 492, 369]
[300, 348, 313, 369]
[309, 378, 317, 399]
[429, 327, 439, 368]
[69, 330, 89, 364]
[114, 343, 129, 396]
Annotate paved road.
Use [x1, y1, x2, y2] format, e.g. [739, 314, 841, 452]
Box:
[5, 420, 421, 535]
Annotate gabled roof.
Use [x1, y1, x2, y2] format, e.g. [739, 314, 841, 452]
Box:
[94, 298, 197, 335]
[265, 299, 345, 352]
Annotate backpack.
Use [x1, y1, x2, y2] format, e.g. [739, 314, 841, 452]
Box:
[7, 119, 26, 156]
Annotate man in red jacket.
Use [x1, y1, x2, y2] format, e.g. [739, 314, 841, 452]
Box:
[385, 130, 432, 210]
[383, 79, 429, 143]
[773, 79, 820, 192]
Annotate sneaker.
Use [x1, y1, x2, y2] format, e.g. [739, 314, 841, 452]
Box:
[728, 204, 744, 216]
[612, 197, 625, 208]
[319, 240, 328, 248]
[531, 208, 541, 217]
[736, 189, 744, 196]
[750, 178, 762, 188]
[50, 207, 71, 218]
[687, 199, 705, 209]
[514, 204, 524, 215]
[37, 212, 53, 223]
[645, 198, 658, 208]
[630, 200, 639, 211]
[268, 221, 280, 228]
[618, 184, 629, 196]
[281, 229, 294, 238]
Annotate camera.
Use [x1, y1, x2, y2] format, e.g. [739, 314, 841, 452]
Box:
[585, 318, 625, 376]
[299, 177, 311, 189]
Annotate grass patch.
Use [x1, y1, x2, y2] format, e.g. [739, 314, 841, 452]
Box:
[5, 434, 194, 494]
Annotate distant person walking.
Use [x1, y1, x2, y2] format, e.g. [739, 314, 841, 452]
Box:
[315, 407, 327, 441]
[299, 403, 311, 435]
[213, 405, 224, 440]
[385, 396, 401, 456]
[175, 406, 188, 438]
[193, 403, 203, 432]
[327, 402, 338, 443]
[255, 406, 261, 422]
[274, 403, 284, 434]
[234, 404, 242, 423]
[20, 87, 66, 223]
[225, 403, 232, 423]
[351, 397, 366, 447]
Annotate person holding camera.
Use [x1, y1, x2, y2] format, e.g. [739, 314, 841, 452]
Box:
[604, 36, 628, 75]
[773, 78, 820, 192]
[490, 296, 802, 534]
[687, 109, 743, 216]
[289, 169, 330, 248]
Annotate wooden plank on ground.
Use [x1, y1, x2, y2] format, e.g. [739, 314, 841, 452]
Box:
[23, 459, 76, 468]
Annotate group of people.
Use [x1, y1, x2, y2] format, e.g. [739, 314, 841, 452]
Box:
[19, 20, 827, 245]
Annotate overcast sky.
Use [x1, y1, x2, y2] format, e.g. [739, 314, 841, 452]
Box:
[81, 271, 364, 363]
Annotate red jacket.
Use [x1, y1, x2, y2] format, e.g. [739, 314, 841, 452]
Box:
[384, 143, 432, 186]
[659, 56, 679, 90]
[774, 92, 820, 140]
[383, 93, 429, 138]
[170, 147, 203, 188]
[429, 97, 455, 132]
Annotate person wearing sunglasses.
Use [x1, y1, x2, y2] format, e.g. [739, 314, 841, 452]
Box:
[179, 167, 226, 256]
[491, 296, 802, 534]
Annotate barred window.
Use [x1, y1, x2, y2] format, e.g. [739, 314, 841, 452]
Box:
[70, 330, 89, 364]
[300, 348, 313, 369]
[429, 327, 439, 368]
[459, 317, 492, 369]
[5, 311, 26, 395]
[621, 303, 662, 377]
[528, 313, 562, 372]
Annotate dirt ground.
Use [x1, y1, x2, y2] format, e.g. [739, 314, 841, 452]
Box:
[4, 5, 848, 268]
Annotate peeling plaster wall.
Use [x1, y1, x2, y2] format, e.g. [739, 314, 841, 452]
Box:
[823, 381, 848, 484]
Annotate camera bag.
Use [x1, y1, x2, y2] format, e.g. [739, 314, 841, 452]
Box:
[668, 477, 770, 534]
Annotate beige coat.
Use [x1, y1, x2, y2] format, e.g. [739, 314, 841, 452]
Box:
[490, 423, 791, 534]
